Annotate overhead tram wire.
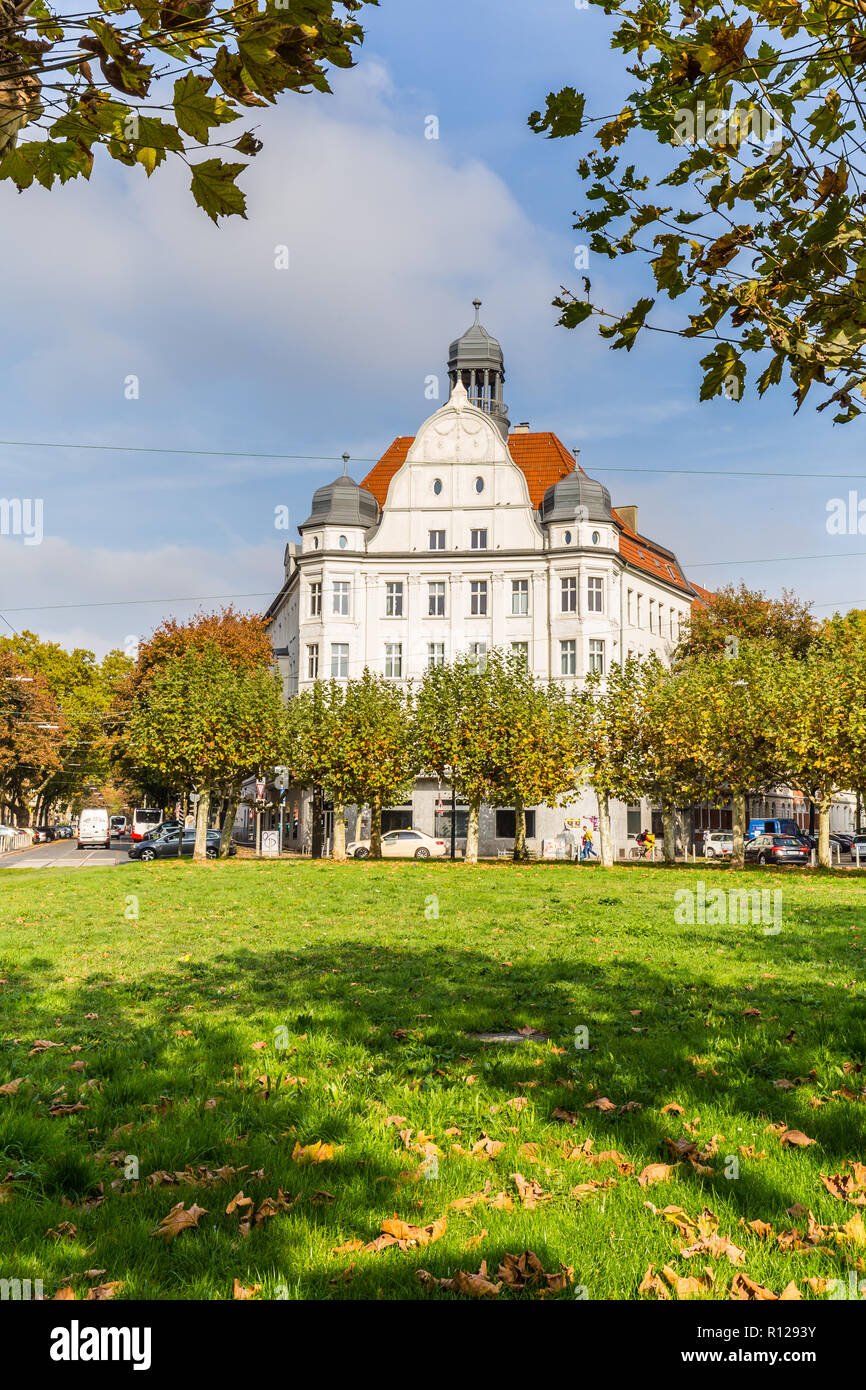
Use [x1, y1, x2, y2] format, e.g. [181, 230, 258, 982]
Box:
[0, 436, 864, 483]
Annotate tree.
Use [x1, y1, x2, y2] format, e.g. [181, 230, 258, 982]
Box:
[0, 645, 66, 822]
[0, 630, 132, 821]
[480, 658, 575, 862]
[284, 670, 416, 860]
[0, 0, 375, 221]
[679, 583, 816, 660]
[414, 652, 529, 865]
[126, 641, 283, 860]
[772, 632, 866, 866]
[667, 646, 783, 867]
[530, 0, 866, 420]
[636, 657, 709, 865]
[570, 656, 647, 867]
[120, 606, 275, 851]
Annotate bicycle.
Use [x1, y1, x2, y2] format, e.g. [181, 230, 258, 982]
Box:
[628, 838, 655, 860]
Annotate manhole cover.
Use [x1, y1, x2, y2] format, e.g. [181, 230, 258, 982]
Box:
[468, 1029, 550, 1044]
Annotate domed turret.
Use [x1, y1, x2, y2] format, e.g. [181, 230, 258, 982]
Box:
[299, 457, 379, 532]
[539, 469, 613, 526]
[447, 299, 509, 437]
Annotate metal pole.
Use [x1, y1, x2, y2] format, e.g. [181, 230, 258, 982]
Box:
[450, 779, 456, 862]
[279, 798, 284, 858]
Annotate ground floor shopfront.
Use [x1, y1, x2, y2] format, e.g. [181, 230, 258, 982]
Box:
[233, 777, 858, 859]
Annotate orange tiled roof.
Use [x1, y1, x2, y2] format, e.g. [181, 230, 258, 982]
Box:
[689, 581, 716, 608]
[361, 431, 694, 595]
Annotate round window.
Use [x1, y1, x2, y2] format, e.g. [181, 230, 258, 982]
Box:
[591, 531, 600, 545]
[433, 478, 443, 496]
[564, 530, 572, 545]
[475, 477, 484, 493]
[339, 535, 348, 549]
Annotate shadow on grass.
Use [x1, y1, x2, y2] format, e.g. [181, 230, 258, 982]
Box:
[0, 902, 863, 1298]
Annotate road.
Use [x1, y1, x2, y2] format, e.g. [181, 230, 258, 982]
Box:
[0, 836, 132, 870]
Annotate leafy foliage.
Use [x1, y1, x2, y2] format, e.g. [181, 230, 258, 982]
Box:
[530, 0, 866, 419]
[0, 0, 376, 220]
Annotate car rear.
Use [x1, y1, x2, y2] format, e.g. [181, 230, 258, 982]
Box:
[78, 809, 110, 849]
[771, 835, 809, 863]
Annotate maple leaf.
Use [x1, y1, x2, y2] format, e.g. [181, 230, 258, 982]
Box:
[150, 1201, 208, 1241]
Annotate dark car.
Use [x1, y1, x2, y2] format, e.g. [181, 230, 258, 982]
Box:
[32, 826, 55, 843]
[745, 834, 810, 866]
[52, 825, 74, 839]
[141, 819, 183, 842]
[128, 829, 235, 861]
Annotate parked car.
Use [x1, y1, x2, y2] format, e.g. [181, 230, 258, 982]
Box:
[703, 831, 733, 860]
[78, 807, 111, 850]
[346, 828, 447, 860]
[128, 829, 234, 861]
[142, 819, 182, 842]
[849, 834, 866, 861]
[744, 834, 810, 866]
[747, 818, 803, 840]
[31, 826, 55, 843]
[52, 825, 74, 839]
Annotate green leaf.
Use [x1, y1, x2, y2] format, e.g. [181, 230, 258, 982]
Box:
[189, 159, 247, 222]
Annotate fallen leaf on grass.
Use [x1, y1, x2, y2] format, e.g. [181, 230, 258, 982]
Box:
[48, 1101, 89, 1118]
[87, 1282, 123, 1300]
[661, 1264, 715, 1299]
[681, 1233, 746, 1265]
[585, 1097, 617, 1112]
[779, 1129, 815, 1148]
[46, 1222, 77, 1241]
[638, 1163, 678, 1188]
[512, 1172, 549, 1209]
[233, 1280, 262, 1300]
[417, 1262, 501, 1298]
[362, 1214, 447, 1253]
[660, 1103, 684, 1116]
[730, 1272, 801, 1301]
[498, 1250, 574, 1294]
[150, 1201, 208, 1242]
[0, 1079, 23, 1096]
[291, 1140, 337, 1164]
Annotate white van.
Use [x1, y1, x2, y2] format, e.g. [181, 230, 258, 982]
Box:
[78, 808, 110, 849]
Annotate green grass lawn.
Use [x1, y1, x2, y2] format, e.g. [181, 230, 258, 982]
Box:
[0, 860, 864, 1301]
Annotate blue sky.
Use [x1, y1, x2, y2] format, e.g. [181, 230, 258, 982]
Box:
[1, 0, 863, 655]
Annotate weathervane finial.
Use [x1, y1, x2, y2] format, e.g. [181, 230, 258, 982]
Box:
[472, 297, 482, 322]
[342, 452, 350, 476]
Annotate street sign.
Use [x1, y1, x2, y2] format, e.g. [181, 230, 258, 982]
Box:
[261, 829, 279, 857]
[256, 779, 266, 801]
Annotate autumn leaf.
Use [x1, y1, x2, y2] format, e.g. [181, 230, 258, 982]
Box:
[150, 1201, 208, 1241]
[291, 1140, 336, 1164]
[638, 1163, 678, 1188]
[363, 1214, 447, 1253]
[417, 1261, 501, 1298]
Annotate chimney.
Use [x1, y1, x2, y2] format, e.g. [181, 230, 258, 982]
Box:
[618, 505, 638, 533]
[511, 421, 530, 433]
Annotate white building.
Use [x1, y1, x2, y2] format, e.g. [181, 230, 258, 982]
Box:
[262, 304, 704, 855]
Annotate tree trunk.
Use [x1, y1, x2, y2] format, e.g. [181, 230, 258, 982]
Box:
[464, 796, 481, 864]
[333, 802, 347, 861]
[731, 790, 746, 869]
[512, 795, 528, 862]
[193, 788, 211, 863]
[818, 796, 832, 868]
[596, 791, 613, 867]
[662, 800, 676, 865]
[219, 787, 239, 857]
[370, 793, 383, 859]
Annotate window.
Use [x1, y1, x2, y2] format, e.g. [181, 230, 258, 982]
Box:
[561, 576, 577, 613]
[637, 593, 643, 627]
[429, 529, 446, 550]
[385, 581, 403, 617]
[511, 641, 529, 666]
[560, 639, 576, 676]
[627, 804, 641, 837]
[671, 609, 679, 640]
[331, 643, 348, 678]
[587, 576, 603, 613]
[309, 581, 322, 618]
[306, 644, 319, 680]
[338, 535, 348, 549]
[470, 641, 487, 671]
[470, 528, 488, 550]
[382, 804, 413, 833]
[470, 580, 488, 616]
[428, 581, 445, 617]
[627, 589, 633, 625]
[591, 531, 600, 545]
[475, 476, 484, 494]
[495, 808, 537, 839]
[433, 478, 443, 495]
[332, 581, 349, 616]
[589, 639, 605, 675]
[436, 806, 469, 840]
[659, 606, 666, 638]
[564, 530, 572, 545]
[649, 599, 654, 633]
[384, 643, 403, 678]
[428, 642, 445, 668]
[511, 578, 529, 615]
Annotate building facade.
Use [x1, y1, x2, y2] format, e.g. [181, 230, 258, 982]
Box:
[258, 305, 852, 856]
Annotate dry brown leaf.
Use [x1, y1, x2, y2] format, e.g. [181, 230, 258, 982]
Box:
[638, 1163, 678, 1188]
[233, 1279, 262, 1299]
[150, 1201, 208, 1242]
